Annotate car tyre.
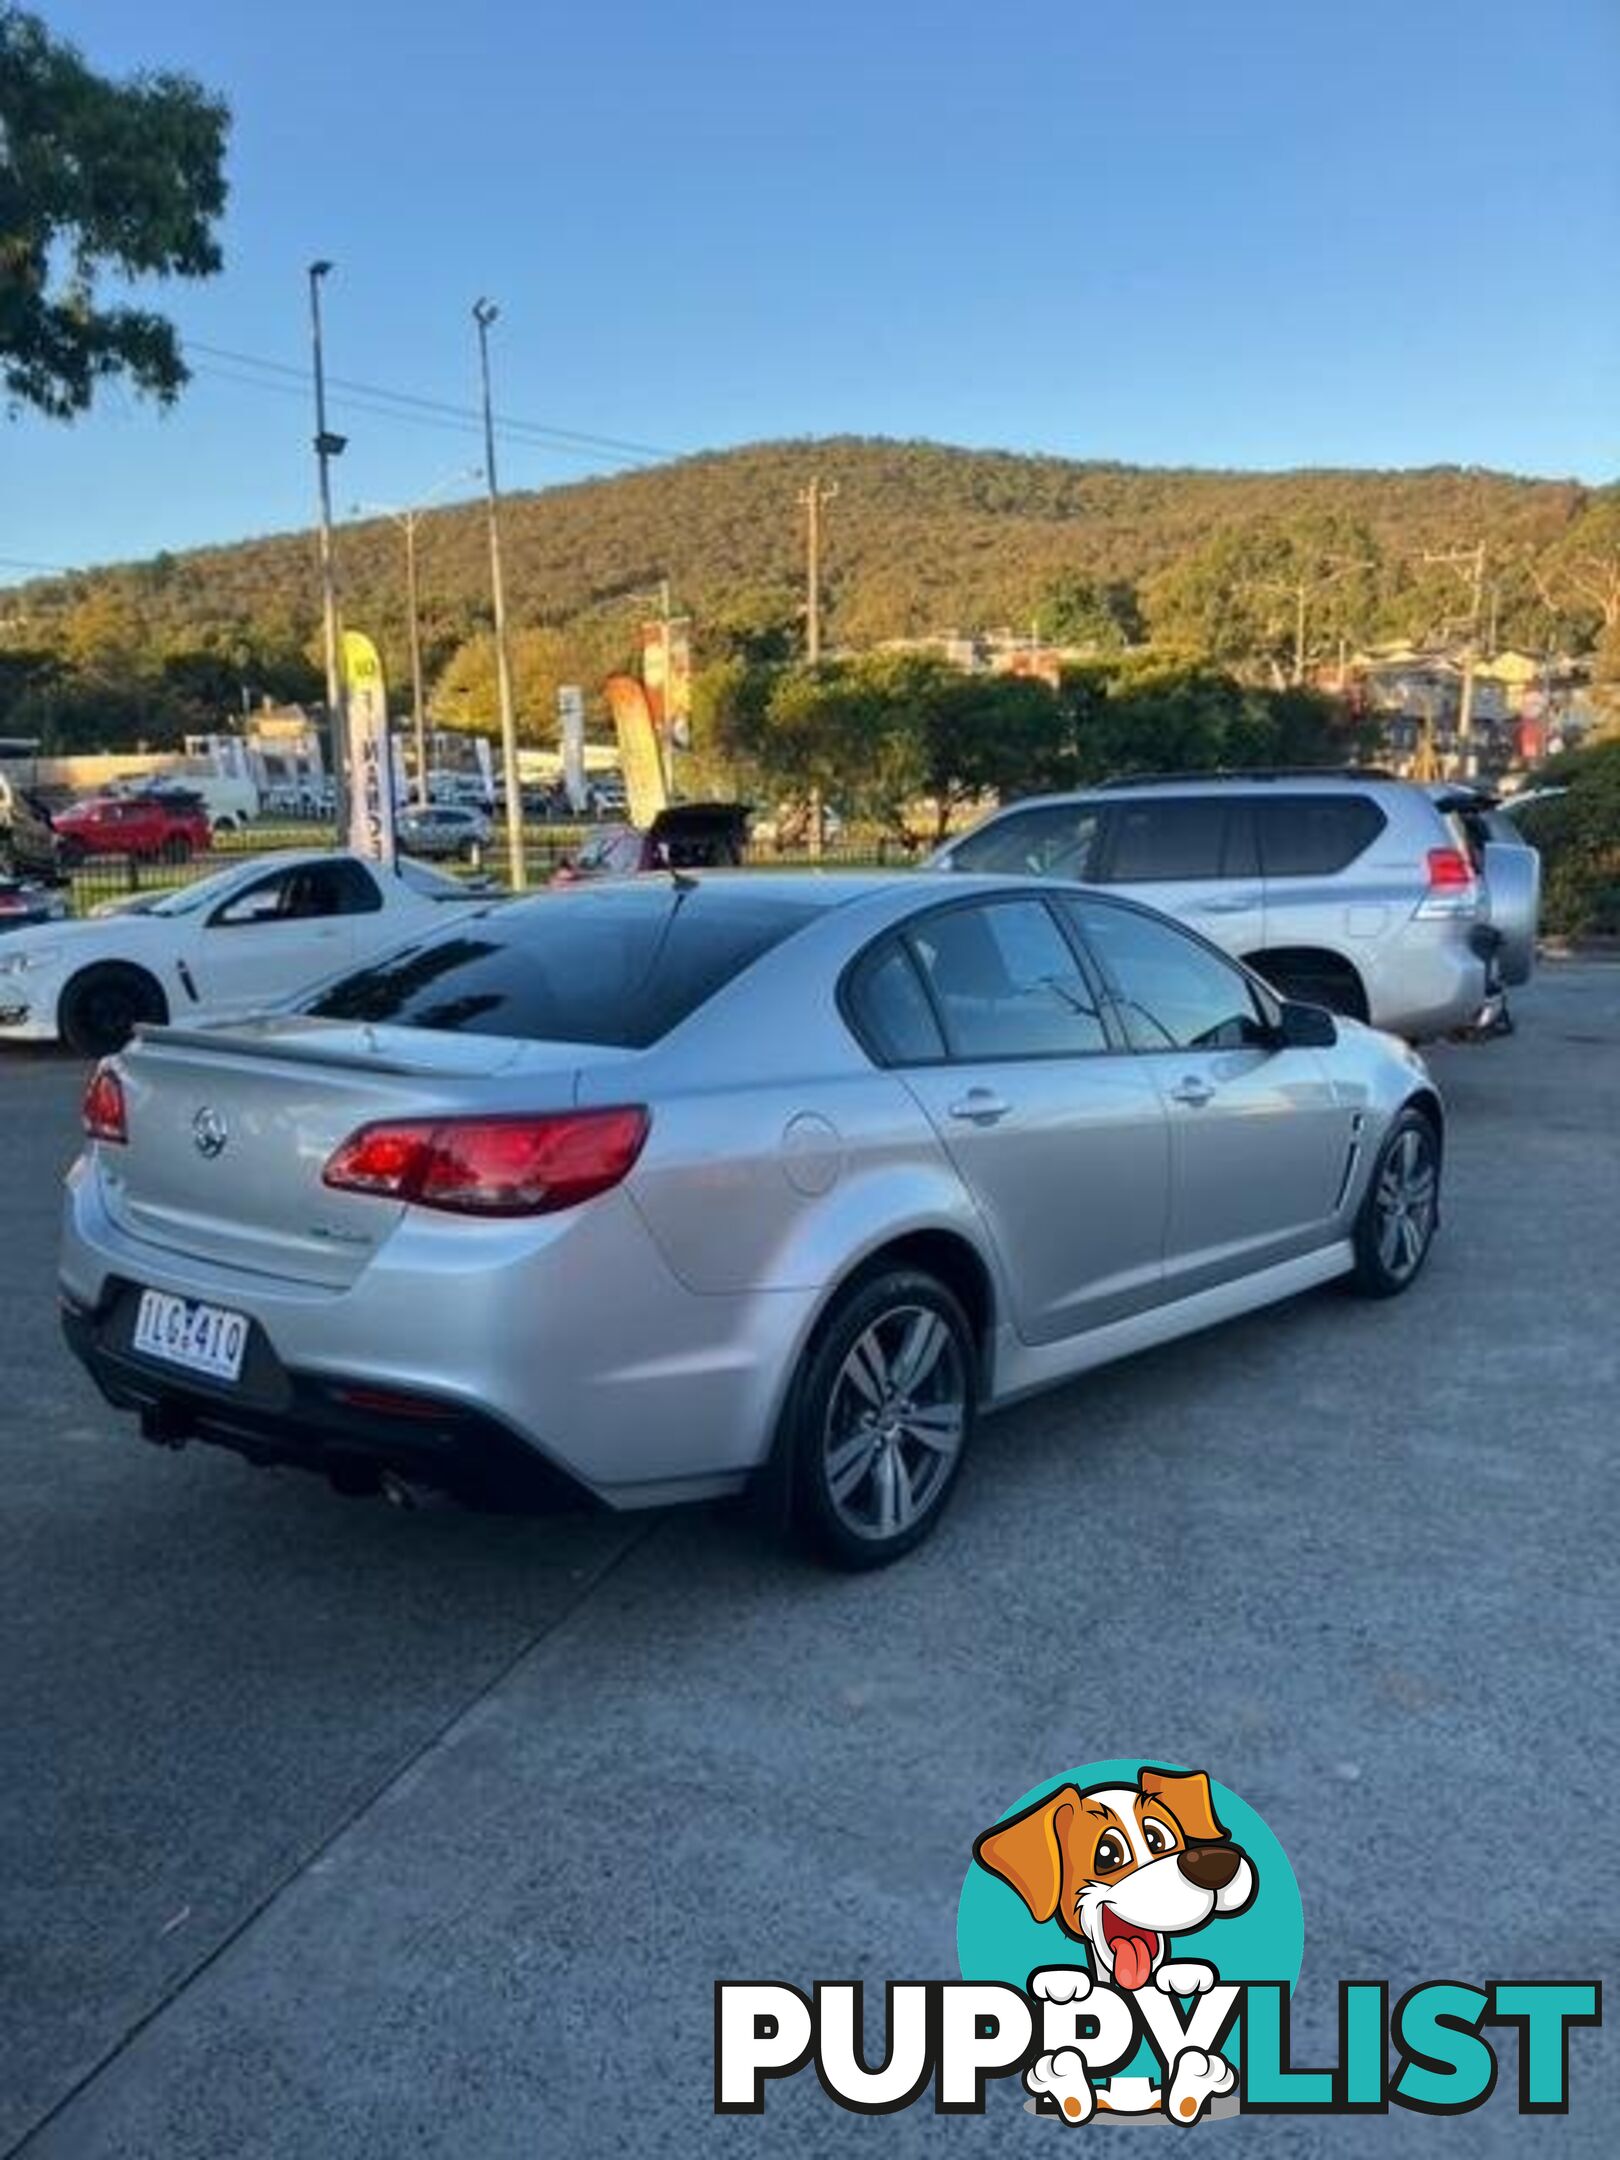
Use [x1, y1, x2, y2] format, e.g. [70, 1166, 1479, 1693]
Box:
[1350, 1108, 1440, 1298]
[59, 964, 168, 1057]
[787, 1267, 976, 1569]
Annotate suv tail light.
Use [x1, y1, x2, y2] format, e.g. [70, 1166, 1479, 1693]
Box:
[1426, 847, 1474, 889]
[1415, 845, 1478, 919]
[322, 1107, 649, 1217]
[82, 1063, 127, 1143]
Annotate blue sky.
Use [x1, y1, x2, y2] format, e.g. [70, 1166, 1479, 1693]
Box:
[4, 0, 1617, 579]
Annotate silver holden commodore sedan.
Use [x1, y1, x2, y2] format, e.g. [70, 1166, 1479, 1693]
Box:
[60, 874, 1444, 1568]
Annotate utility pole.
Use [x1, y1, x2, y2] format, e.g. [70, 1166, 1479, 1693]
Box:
[354, 470, 479, 808]
[799, 473, 838, 665]
[473, 299, 526, 891]
[1426, 542, 1488, 776]
[798, 474, 838, 859]
[307, 261, 347, 829]
[402, 511, 425, 808]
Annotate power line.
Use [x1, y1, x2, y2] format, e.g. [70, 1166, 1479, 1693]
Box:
[184, 340, 679, 464]
[189, 360, 653, 470]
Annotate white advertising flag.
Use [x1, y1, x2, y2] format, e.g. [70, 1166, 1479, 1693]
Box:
[342, 631, 398, 868]
[557, 684, 587, 812]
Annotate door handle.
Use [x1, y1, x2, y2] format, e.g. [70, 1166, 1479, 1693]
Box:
[1196, 892, 1260, 914]
[947, 1088, 1010, 1125]
[1169, 1076, 1216, 1108]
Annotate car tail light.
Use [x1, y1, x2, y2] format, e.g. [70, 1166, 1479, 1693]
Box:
[322, 1107, 649, 1216]
[82, 1063, 127, 1143]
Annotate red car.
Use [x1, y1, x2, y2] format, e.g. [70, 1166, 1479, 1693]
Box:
[53, 792, 212, 866]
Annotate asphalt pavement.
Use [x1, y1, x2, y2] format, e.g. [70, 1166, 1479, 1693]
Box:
[2, 965, 1617, 2157]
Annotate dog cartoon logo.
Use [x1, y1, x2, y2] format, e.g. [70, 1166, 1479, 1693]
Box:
[967, 1763, 1273, 2126]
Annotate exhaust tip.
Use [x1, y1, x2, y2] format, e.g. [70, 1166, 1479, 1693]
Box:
[139, 1403, 192, 1450]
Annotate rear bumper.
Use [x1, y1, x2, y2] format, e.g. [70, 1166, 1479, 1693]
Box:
[1361, 926, 1490, 1041]
[60, 1287, 596, 1508]
[59, 1156, 819, 1508]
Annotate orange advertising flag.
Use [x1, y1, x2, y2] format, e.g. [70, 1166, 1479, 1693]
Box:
[603, 673, 669, 829]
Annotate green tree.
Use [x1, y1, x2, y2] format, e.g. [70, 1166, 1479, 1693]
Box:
[1535, 489, 1620, 663]
[1147, 517, 1381, 681]
[1034, 574, 1143, 649]
[0, 7, 230, 418]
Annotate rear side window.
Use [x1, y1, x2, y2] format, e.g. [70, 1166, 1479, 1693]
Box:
[951, 803, 1101, 879]
[1102, 798, 1227, 881]
[303, 860, 383, 915]
[844, 938, 946, 1064]
[305, 886, 824, 1047]
[1257, 795, 1385, 876]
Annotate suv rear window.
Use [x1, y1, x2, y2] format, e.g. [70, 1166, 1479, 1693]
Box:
[305, 885, 824, 1047]
[1103, 798, 1228, 881]
[1256, 795, 1385, 876]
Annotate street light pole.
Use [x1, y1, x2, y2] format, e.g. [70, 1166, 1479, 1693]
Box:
[307, 261, 348, 830]
[473, 299, 525, 891]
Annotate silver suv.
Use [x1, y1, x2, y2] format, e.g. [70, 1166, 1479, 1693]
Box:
[929, 771, 1539, 1040]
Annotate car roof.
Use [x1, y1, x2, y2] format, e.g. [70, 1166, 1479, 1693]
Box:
[982, 771, 1412, 806]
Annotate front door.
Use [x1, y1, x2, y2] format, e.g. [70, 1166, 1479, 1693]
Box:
[1063, 897, 1354, 1300]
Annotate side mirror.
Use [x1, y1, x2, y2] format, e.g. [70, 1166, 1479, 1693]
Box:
[1276, 998, 1338, 1049]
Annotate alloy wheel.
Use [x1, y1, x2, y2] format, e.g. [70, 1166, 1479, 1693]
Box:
[821, 1302, 967, 1542]
[1373, 1126, 1437, 1283]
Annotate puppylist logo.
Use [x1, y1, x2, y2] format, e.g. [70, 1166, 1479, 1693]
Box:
[715, 1760, 1601, 2126]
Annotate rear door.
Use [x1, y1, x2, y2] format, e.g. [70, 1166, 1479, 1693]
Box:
[1093, 795, 1265, 955]
[868, 895, 1170, 1344]
[1063, 896, 1354, 1299]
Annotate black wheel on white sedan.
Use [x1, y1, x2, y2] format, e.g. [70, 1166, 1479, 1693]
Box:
[59, 964, 167, 1057]
[1352, 1108, 1440, 1297]
[789, 1268, 976, 1569]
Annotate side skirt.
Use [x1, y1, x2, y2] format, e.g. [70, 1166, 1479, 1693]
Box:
[987, 1239, 1355, 1408]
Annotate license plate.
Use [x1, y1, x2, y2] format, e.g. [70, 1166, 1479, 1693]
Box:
[132, 1289, 249, 1383]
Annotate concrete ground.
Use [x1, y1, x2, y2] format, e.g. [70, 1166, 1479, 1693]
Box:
[2, 964, 1616, 2157]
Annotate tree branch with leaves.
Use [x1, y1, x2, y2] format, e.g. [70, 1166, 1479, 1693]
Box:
[0, 5, 229, 419]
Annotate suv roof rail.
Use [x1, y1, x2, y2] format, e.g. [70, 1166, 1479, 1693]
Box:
[1094, 766, 1397, 789]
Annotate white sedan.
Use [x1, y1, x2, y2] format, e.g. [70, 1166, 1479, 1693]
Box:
[0, 851, 489, 1056]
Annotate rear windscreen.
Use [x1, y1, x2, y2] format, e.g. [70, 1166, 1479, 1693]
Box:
[304, 885, 825, 1047]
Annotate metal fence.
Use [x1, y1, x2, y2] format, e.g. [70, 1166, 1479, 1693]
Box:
[59, 822, 915, 919]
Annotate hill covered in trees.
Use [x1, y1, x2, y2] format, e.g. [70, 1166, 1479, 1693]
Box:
[1, 437, 1615, 749]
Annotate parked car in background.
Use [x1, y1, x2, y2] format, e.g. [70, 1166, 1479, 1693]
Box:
[928, 770, 1533, 1040]
[586, 776, 628, 817]
[427, 772, 494, 813]
[0, 851, 485, 1055]
[396, 803, 491, 860]
[0, 772, 61, 880]
[136, 773, 261, 833]
[59, 873, 1445, 1566]
[552, 802, 751, 882]
[53, 792, 212, 868]
[0, 876, 68, 933]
